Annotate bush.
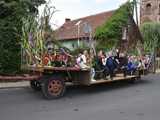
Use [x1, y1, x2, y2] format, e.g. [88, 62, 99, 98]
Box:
[0, 7, 21, 74]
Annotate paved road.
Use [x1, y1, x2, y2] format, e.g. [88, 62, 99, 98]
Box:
[0, 74, 160, 120]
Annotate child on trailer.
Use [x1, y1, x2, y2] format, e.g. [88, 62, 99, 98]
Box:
[76, 50, 90, 69]
[76, 50, 96, 81]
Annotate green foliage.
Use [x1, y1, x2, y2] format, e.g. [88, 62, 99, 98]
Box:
[95, 2, 133, 49]
[128, 48, 139, 56]
[21, 2, 63, 66]
[21, 16, 44, 65]
[0, 0, 46, 74]
[140, 22, 160, 53]
[71, 47, 90, 56]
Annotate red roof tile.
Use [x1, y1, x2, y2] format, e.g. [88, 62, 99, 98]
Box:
[55, 10, 115, 40]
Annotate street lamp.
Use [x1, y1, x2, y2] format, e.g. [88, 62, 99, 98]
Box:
[75, 20, 82, 47]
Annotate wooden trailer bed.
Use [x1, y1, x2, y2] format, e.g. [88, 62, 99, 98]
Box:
[90, 75, 138, 85]
[5, 65, 141, 99]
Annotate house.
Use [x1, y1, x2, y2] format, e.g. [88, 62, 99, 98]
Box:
[55, 10, 114, 50]
[55, 10, 143, 51]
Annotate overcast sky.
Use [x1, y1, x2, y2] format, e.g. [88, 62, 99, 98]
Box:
[39, 0, 139, 29]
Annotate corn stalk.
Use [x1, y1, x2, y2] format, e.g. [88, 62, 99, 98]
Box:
[21, 1, 56, 67]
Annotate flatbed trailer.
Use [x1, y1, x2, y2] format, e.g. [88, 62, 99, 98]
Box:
[25, 66, 142, 99]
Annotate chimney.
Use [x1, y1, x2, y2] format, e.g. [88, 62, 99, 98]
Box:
[65, 18, 71, 23]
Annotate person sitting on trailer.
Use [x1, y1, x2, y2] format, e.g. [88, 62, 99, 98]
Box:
[92, 55, 102, 79]
[114, 49, 120, 60]
[138, 56, 146, 70]
[127, 56, 137, 75]
[93, 50, 110, 79]
[59, 48, 73, 66]
[101, 52, 110, 79]
[117, 53, 128, 76]
[83, 50, 90, 65]
[106, 51, 118, 79]
[93, 50, 105, 71]
[98, 50, 106, 68]
[76, 50, 90, 69]
[144, 55, 151, 69]
[118, 53, 128, 68]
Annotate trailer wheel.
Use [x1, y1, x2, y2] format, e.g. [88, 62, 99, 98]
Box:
[42, 76, 66, 99]
[30, 80, 41, 91]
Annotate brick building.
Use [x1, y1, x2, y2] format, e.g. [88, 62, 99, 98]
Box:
[55, 10, 114, 50]
[140, 0, 160, 24]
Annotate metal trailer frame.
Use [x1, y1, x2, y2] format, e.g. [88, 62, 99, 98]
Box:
[27, 66, 142, 99]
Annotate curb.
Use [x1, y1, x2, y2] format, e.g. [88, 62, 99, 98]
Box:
[0, 81, 30, 89]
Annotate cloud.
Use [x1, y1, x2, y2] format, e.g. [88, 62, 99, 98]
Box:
[118, 0, 127, 4]
[56, 0, 81, 3]
[39, 0, 130, 29]
[95, 0, 107, 4]
[95, 0, 127, 4]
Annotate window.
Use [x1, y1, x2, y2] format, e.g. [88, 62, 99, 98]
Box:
[146, 3, 152, 15]
[72, 43, 75, 48]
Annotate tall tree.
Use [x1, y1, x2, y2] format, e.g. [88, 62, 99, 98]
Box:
[140, 22, 160, 54]
[0, 0, 46, 74]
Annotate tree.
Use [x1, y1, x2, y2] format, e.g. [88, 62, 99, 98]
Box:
[95, 2, 133, 50]
[0, 0, 46, 74]
[140, 22, 160, 54]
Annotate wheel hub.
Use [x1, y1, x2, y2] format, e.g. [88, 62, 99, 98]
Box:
[48, 80, 63, 96]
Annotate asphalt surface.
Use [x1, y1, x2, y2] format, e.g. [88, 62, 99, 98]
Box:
[0, 74, 160, 120]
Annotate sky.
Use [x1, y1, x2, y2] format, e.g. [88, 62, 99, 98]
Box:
[39, 0, 139, 29]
